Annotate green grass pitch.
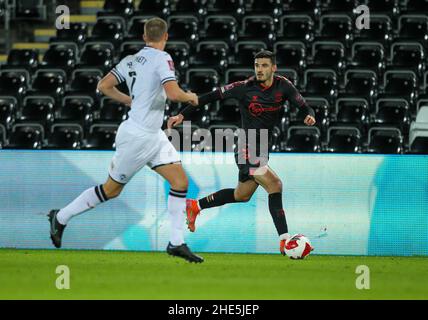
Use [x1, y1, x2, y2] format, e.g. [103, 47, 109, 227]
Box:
[0, 249, 427, 300]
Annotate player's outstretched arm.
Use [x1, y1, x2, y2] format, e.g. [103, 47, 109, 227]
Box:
[163, 81, 198, 105]
[97, 73, 132, 106]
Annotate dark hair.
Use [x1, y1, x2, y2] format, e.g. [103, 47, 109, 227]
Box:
[254, 50, 276, 65]
[144, 17, 168, 42]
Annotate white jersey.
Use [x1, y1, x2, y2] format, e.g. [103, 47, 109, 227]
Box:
[110, 46, 176, 132]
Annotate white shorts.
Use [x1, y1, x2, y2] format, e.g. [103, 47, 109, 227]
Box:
[108, 119, 181, 184]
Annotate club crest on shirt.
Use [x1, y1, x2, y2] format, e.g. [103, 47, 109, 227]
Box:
[167, 60, 175, 71]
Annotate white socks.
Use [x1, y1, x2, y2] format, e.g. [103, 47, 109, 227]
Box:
[168, 189, 187, 246]
[279, 233, 290, 241]
[57, 185, 108, 225]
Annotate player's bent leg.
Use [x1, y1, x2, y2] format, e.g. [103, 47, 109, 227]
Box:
[154, 163, 203, 263]
[254, 167, 289, 255]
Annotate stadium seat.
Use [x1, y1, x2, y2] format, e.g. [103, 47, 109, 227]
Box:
[373, 98, 411, 134]
[402, 0, 428, 13]
[332, 98, 370, 135]
[0, 69, 30, 101]
[246, 0, 282, 18]
[30, 69, 66, 101]
[69, 69, 103, 99]
[278, 15, 314, 44]
[353, 15, 393, 49]
[239, 16, 276, 47]
[189, 41, 229, 72]
[19, 95, 55, 128]
[284, 126, 321, 152]
[165, 41, 189, 72]
[277, 68, 299, 88]
[309, 41, 346, 73]
[126, 16, 148, 41]
[4, 49, 38, 71]
[207, 124, 239, 152]
[317, 14, 353, 45]
[173, 0, 206, 21]
[232, 41, 267, 67]
[58, 95, 95, 129]
[342, 70, 378, 103]
[215, 99, 241, 127]
[206, 0, 245, 18]
[303, 69, 338, 104]
[185, 69, 220, 93]
[42, 43, 78, 73]
[325, 126, 362, 153]
[389, 42, 426, 77]
[225, 68, 254, 84]
[136, 0, 170, 17]
[167, 16, 199, 45]
[380, 70, 418, 107]
[119, 42, 145, 60]
[367, 127, 403, 154]
[203, 15, 238, 47]
[320, 0, 356, 14]
[284, 0, 319, 16]
[397, 15, 428, 48]
[6, 123, 44, 149]
[97, 97, 129, 124]
[274, 42, 306, 74]
[89, 17, 126, 47]
[102, 0, 135, 17]
[349, 42, 386, 75]
[0, 124, 5, 149]
[365, 0, 399, 15]
[409, 133, 428, 154]
[14, 0, 46, 21]
[408, 106, 428, 147]
[0, 96, 17, 130]
[84, 124, 117, 150]
[79, 42, 114, 72]
[53, 23, 88, 45]
[46, 124, 84, 150]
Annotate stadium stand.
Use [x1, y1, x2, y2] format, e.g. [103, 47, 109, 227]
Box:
[0, 0, 426, 154]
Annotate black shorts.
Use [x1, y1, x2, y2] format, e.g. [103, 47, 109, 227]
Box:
[234, 145, 269, 183]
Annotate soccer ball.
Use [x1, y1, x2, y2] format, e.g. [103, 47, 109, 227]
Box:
[284, 234, 314, 259]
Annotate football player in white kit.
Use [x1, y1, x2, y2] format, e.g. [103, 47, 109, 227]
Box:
[48, 17, 204, 263]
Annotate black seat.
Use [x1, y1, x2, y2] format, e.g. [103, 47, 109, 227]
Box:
[325, 126, 362, 153]
[203, 15, 238, 47]
[320, 0, 356, 13]
[397, 15, 428, 48]
[232, 41, 267, 67]
[390, 42, 426, 77]
[102, 0, 134, 17]
[274, 42, 306, 74]
[409, 135, 428, 154]
[349, 42, 386, 75]
[69, 69, 103, 99]
[309, 41, 346, 73]
[189, 41, 229, 72]
[0, 124, 6, 149]
[31, 69, 66, 101]
[342, 70, 378, 103]
[186, 69, 220, 93]
[126, 16, 148, 41]
[246, 0, 282, 18]
[239, 15, 276, 47]
[119, 42, 145, 60]
[216, 99, 241, 126]
[0, 96, 17, 130]
[97, 97, 129, 124]
[5, 49, 38, 71]
[278, 15, 314, 44]
[303, 69, 338, 104]
[174, 0, 206, 21]
[165, 41, 189, 72]
[42, 43, 78, 73]
[79, 42, 114, 72]
[366, 127, 403, 154]
[365, 0, 399, 15]
[0, 69, 30, 101]
[14, 0, 46, 20]
[207, 0, 245, 18]
[90, 17, 125, 47]
[47, 124, 83, 149]
[53, 23, 88, 45]
[373, 98, 411, 135]
[332, 98, 370, 135]
[84, 124, 117, 150]
[58, 95, 95, 129]
[6, 123, 44, 149]
[136, 0, 170, 17]
[284, 0, 319, 16]
[402, 0, 428, 13]
[318, 14, 353, 45]
[381, 70, 418, 107]
[167, 16, 199, 45]
[225, 68, 254, 84]
[19, 95, 55, 128]
[354, 15, 393, 49]
[284, 126, 321, 152]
